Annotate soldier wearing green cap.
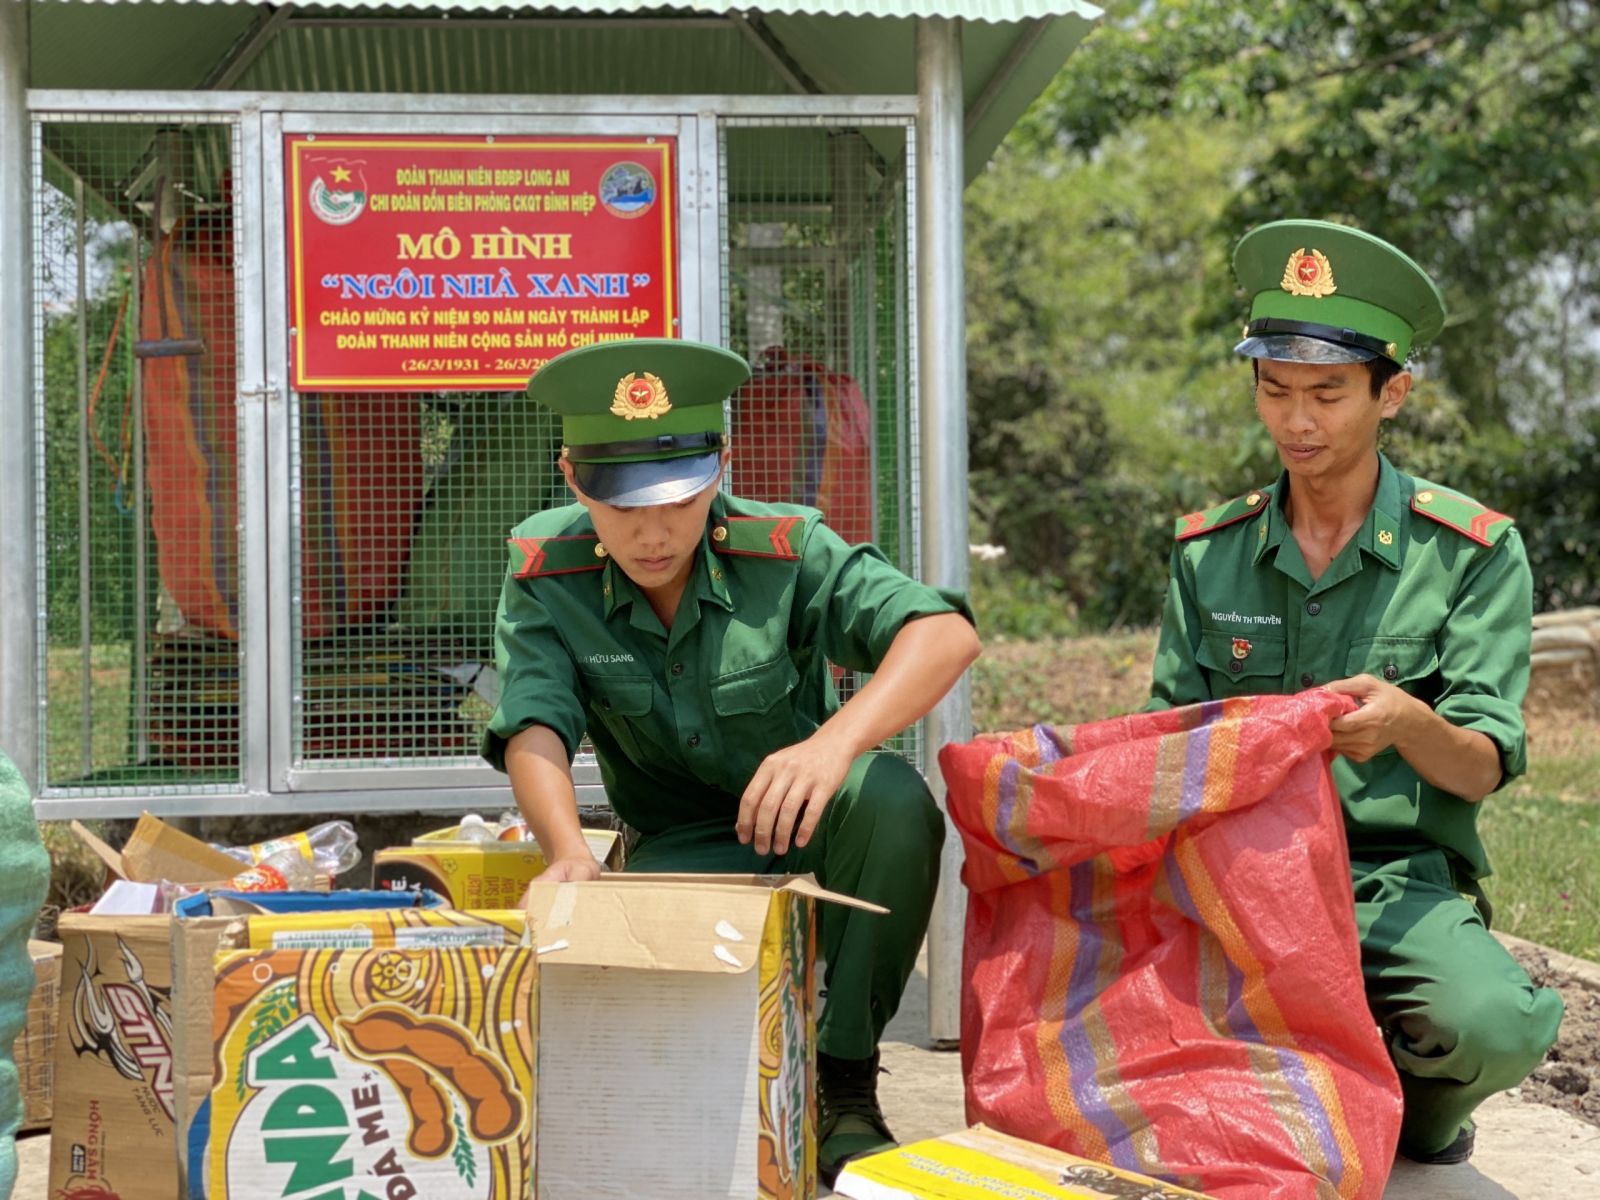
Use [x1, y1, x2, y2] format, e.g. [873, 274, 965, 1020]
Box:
[1147, 221, 1562, 1164]
[483, 337, 980, 1182]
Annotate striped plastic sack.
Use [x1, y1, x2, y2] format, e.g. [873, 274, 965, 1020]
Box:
[938, 691, 1403, 1200]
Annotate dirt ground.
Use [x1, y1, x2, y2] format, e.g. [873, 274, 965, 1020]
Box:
[1514, 944, 1600, 1128]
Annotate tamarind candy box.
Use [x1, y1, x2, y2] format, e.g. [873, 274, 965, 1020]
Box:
[207, 909, 535, 1200]
[372, 826, 622, 909]
[523, 873, 886, 1200]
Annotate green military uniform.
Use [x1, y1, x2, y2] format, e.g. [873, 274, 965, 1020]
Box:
[482, 338, 971, 1071]
[484, 491, 965, 1057]
[1149, 221, 1562, 1161]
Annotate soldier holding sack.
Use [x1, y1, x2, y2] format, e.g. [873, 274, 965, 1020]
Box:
[1148, 221, 1564, 1164]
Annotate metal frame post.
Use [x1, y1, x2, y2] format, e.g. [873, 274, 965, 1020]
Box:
[0, 5, 37, 788]
[916, 16, 970, 1047]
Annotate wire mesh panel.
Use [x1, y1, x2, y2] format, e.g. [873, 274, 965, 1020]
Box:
[289, 390, 563, 767]
[33, 114, 245, 794]
[719, 118, 920, 762]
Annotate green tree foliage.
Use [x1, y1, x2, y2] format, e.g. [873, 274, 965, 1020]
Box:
[967, 1, 1600, 632]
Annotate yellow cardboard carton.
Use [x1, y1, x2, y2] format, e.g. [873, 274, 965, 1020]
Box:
[524, 873, 882, 1200]
[372, 826, 622, 909]
[835, 1126, 1217, 1200]
[207, 910, 535, 1200]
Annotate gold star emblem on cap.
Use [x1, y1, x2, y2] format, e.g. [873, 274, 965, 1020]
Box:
[1416, 491, 1434, 505]
[1385, 342, 1398, 359]
[611, 371, 672, 421]
[1281, 248, 1337, 299]
[1378, 529, 1394, 546]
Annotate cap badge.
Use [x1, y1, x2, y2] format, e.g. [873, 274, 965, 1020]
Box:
[1280, 247, 1337, 299]
[611, 371, 672, 421]
[1232, 638, 1252, 661]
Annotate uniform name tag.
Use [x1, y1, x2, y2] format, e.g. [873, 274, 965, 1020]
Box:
[582, 653, 637, 666]
[1210, 610, 1283, 626]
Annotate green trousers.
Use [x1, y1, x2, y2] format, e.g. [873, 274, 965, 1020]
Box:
[1354, 850, 1564, 1157]
[0, 754, 49, 1200]
[626, 751, 945, 1061]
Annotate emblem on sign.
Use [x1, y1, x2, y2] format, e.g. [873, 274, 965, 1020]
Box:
[306, 159, 368, 227]
[1232, 638, 1253, 661]
[1280, 247, 1337, 298]
[611, 371, 672, 420]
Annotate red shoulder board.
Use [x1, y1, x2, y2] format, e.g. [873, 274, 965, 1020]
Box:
[711, 515, 803, 560]
[1410, 489, 1513, 547]
[509, 534, 605, 578]
[1174, 489, 1270, 541]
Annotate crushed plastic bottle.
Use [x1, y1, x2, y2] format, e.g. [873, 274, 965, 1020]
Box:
[455, 814, 498, 844]
[227, 847, 319, 892]
[494, 811, 531, 842]
[215, 819, 362, 875]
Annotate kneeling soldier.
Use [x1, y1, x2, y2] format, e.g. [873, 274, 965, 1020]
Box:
[484, 338, 980, 1183]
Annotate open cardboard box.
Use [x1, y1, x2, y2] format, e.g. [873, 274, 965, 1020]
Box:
[524, 873, 886, 1200]
[47, 816, 243, 1200]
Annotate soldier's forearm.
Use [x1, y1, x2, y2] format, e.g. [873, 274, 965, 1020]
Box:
[505, 725, 593, 862]
[821, 612, 980, 757]
[1394, 703, 1504, 804]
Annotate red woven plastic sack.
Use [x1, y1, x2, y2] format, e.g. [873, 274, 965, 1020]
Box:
[939, 692, 1403, 1199]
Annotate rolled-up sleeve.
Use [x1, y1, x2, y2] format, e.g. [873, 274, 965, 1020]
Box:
[793, 518, 974, 673]
[1433, 526, 1532, 788]
[481, 569, 586, 771]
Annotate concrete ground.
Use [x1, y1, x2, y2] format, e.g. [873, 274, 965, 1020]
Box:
[17, 951, 1600, 1199]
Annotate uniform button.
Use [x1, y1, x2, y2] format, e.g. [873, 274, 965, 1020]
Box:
[1306, 601, 1322, 616]
[1228, 660, 1243, 675]
[1383, 664, 1400, 682]
[671, 662, 684, 676]
[687, 734, 701, 748]
[1300, 673, 1315, 687]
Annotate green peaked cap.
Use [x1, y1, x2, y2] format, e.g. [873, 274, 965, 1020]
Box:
[1232, 220, 1446, 364]
[527, 338, 751, 464]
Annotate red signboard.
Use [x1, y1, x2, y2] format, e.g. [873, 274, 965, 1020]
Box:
[286, 134, 678, 392]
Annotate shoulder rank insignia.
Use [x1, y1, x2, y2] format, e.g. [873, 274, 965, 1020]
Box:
[1175, 489, 1270, 542]
[509, 534, 605, 578]
[711, 515, 803, 560]
[1410, 488, 1514, 547]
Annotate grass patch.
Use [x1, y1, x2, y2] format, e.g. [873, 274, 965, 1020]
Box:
[1480, 791, 1600, 962]
[45, 641, 133, 785]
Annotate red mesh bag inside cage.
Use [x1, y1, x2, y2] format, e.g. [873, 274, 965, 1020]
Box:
[731, 347, 873, 546]
[140, 217, 422, 642]
[939, 691, 1403, 1200]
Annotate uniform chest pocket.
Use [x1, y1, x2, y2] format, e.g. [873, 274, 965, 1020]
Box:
[1197, 630, 1286, 695]
[1344, 637, 1439, 692]
[711, 655, 800, 716]
[579, 671, 656, 763]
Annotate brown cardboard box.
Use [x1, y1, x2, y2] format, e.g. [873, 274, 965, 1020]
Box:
[17, 940, 63, 1131]
[48, 913, 179, 1200]
[523, 873, 880, 1200]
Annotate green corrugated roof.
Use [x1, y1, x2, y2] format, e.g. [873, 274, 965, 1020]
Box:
[30, 3, 1098, 181]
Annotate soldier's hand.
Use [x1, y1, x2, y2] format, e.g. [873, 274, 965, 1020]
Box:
[537, 856, 604, 884]
[1324, 674, 1424, 762]
[737, 730, 857, 856]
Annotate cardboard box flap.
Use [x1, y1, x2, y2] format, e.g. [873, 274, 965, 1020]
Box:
[526, 876, 828, 973]
[121, 813, 242, 884]
[73, 813, 240, 885]
[584, 872, 889, 914]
